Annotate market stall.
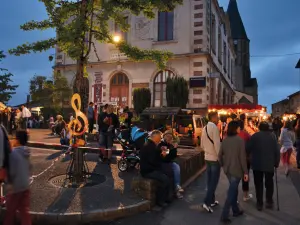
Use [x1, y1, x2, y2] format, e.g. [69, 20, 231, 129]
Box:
[208, 104, 265, 137]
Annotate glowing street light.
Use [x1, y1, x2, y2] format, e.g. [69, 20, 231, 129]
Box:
[113, 35, 121, 43]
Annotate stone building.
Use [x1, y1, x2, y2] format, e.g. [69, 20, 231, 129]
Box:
[54, 0, 238, 109]
[227, 0, 258, 104]
[272, 91, 300, 117]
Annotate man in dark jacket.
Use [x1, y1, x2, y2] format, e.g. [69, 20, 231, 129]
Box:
[98, 105, 119, 164]
[247, 121, 280, 211]
[140, 130, 171, 208]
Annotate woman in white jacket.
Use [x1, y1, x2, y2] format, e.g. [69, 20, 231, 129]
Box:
[279, 120, 295, 176]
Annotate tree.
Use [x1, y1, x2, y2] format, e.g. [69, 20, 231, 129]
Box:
[52, 72, 72, 109]
[29, 72, 72, 108]
[133, 88, 151, 114]
[29, 75, 49, 101]
[0, 51, 18, 103]
[9, 0, 183, 110]
[166, 76, 189, 108]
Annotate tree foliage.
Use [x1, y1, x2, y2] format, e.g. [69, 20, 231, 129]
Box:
[29, 72, 72, 109]
[9, 0, 183, 109]
[0, 51, 18, 103]
[166, 76, 189, 108]
[9, 0, 183, 68]
[133, 88, 151, 114]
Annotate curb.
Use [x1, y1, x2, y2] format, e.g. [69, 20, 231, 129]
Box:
[0, 200, 151, 225]
[182, 165, 206, 189]
[27, 141, 123, 156]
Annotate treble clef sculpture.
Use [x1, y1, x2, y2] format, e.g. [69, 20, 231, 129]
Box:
[68, 93, 88, 137]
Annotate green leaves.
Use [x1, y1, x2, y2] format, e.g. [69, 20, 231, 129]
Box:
[9, 38, 57, 56]
[166, 76, 189, 108]
[20, 20, 54, 31]
[133, 88, 151, 114]
[0, 52, 18, 103]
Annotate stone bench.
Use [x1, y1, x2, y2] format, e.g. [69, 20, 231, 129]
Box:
[131, 149, 205, 206]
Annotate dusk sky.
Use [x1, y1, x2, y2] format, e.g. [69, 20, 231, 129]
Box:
[1, 0, 300, 111]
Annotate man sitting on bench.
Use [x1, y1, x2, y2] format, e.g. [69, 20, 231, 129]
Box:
[140, 130, 171, 209]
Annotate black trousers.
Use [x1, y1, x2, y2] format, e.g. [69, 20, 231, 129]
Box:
[88, 118, 94, 133]
[242, 161, 251, 192]
[143, 170, 171, 205]
[253, 170, 274, 206]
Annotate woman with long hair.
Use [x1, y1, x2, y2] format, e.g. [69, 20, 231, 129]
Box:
[294, 119, 300, 169]
[279, 120, 295, 176]
[219, 121, 248, 223]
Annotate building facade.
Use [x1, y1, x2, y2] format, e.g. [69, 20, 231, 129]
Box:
[227, 0, 258, 104]
[55, 0, 238, 109]
[272, 91, 300, 117]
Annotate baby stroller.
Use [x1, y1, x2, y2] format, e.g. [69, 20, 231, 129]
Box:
[116, 126, 148, 172]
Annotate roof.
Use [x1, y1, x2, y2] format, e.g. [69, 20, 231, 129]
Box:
[245, 78, 258, 87]
[141, 107, 181, 116]
[288, 91, 300, 98]
[227, 0, 248, 40]
[272, 99, 289, 106]
[296, 59, 300, 68]
[238, 96, 252, 104]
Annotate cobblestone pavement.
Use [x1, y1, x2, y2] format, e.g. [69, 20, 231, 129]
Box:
[88, 167, 300, 225]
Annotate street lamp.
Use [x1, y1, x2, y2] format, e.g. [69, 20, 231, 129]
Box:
[113, 34, 121, 43]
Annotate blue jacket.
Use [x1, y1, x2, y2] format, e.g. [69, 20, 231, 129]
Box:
[88, 106, 94, 119]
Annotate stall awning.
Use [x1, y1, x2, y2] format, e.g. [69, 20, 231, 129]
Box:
[208, 104, 263, 112]
[141, 107, 181, 116]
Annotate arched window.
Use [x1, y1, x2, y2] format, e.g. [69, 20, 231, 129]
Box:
[153, 70, 175, 107]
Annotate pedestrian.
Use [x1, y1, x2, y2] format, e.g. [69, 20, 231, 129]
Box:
[140, 130, 171, 209]
[87, 102, 95, 133]
[237, 120, 253, 201]
[201, 111, 221, 213]
[98, 104, 119, 164]
[158, 130, 183, 199]
[247, 121, 280, 211]
[219, 121, 248, 223]
[4, 129, 32, 225]
[294, 119, 300, 169]
[279, 120, 295, 176]
[21, 105, 31, 129]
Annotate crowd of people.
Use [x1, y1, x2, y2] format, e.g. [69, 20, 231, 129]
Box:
[199, 111, 300, 224]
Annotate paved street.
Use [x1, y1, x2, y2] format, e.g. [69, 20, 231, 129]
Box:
[89, 167, 300, 225]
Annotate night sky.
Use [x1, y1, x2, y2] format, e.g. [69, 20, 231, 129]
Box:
[1, 0, 300, 111]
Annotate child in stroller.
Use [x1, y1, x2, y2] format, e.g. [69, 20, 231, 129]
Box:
[116, 126, 148, 172]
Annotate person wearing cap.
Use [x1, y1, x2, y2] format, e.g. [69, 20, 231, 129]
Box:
[159, 130, 183, 199]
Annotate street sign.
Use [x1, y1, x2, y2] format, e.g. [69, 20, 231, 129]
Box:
[208, 72, 220, 78]
[190, 77, 206, 88]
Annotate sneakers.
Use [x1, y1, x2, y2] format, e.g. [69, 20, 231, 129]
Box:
[202, 203, 213, 213]
[233, 210, 244, 217]
[176, 185, 184, 193]
[243, 194, 253, 202]
[211, 201, 219, 207]
[176, 191, 183, 199]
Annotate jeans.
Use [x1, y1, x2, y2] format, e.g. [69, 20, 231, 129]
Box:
[221, 175, 241, 219]
[204, 161, 221, 205]
[143, 170, 171, 205]
[253, 170, 274, 206]
[172, 162, 181, 187]
[4, 190, 31, 225]
[88, 118, 94, 133]
[242, 161, 251, 192]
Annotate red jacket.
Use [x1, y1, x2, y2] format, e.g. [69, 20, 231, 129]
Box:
[238, 130, 251, 143]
